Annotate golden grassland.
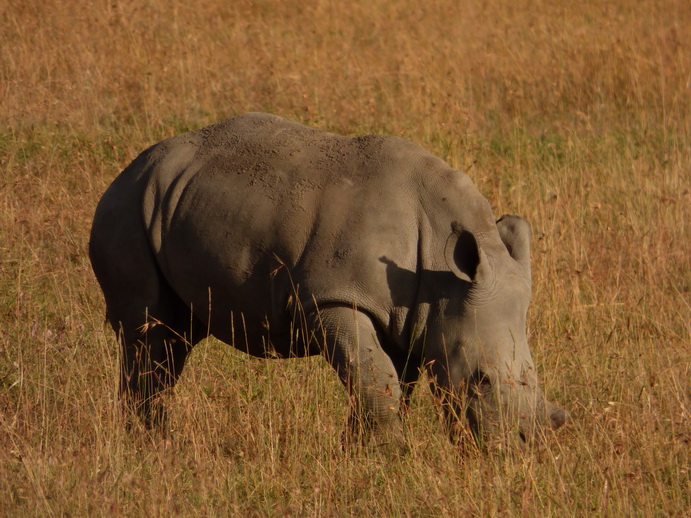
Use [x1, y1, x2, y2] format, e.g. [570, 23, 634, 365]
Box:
[1, 0, 689, 515]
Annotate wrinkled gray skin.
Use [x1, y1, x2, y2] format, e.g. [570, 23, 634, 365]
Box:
[90, 113, 567, 447]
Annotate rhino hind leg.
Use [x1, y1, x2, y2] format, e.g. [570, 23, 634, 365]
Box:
[313, 306, 406, 451]
[90, 208, 206, 429]
[113, 284, 206, 430]
[114, 288, 206, 429]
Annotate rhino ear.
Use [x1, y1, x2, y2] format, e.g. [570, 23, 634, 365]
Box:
[496, 215, 531, 274]
[445, 223, 490, 283]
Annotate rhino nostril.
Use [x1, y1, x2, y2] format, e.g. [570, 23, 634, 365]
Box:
[469, 369, 492, 397]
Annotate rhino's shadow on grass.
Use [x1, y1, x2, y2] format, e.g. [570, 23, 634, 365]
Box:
[378, 256, 467, 308]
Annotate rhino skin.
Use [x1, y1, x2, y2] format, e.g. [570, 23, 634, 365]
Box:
[89, 112, 567, 447]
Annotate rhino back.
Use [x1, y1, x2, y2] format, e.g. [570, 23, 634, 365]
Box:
[131, 113, 490, 352]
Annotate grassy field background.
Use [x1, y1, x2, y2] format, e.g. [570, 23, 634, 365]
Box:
[1, 0, 689, 515]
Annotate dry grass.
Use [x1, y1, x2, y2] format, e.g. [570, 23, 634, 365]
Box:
[1, 0, 689, 515]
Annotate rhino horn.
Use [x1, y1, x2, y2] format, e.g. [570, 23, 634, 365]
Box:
[546, 400, 569, 430]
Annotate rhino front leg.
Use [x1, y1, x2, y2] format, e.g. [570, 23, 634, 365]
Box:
[313, 306, 406, 451]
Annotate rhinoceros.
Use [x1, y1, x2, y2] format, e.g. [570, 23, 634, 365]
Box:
[89, 112, 567, 447]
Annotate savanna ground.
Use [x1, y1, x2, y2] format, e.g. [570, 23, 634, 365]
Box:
[1, 0, 689, 515]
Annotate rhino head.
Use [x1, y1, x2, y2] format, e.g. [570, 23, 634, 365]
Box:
[431, 215, 567, 445]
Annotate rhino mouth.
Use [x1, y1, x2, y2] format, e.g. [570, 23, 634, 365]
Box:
[465, 402, 535, 446]
[464, 369, 568, 445]
[464, 369, 499, 443]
